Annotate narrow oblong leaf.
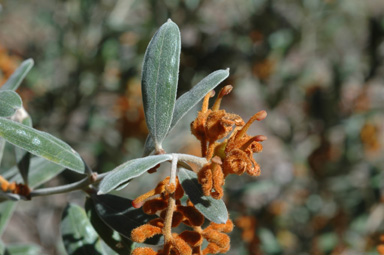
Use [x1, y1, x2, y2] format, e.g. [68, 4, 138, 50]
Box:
[98, 154, 172, 194]
[61, 203, 103, 255]
[4, 243, 44, 255]
[90, 194, 162, 245]
[143, 68, 230, 155]
[0, 117, 84, 173]
[1, 59, 34, 91]
[0, 201, 17, 236]
[178, 168, 228, 224]
[142, 19, 181, 149]
[0, 90, 23, 117]
[85, 197, 134, 254]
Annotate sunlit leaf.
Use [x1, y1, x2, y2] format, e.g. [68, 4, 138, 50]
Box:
[143, 69, 229, 155]
[0, 201, 17, 236]
[85, 197, 134, 254]
[1, 59, 34, 91]
[0, 91, 23, 117]
[90, 194, 162, 245]
[142, 19, 181, 150]
[0, 117, 84, 173]
[178, 168, 228, 224]
[61, 203, 103, 255]
[98, 154, 172, 194]
[4, 243, 44, 255]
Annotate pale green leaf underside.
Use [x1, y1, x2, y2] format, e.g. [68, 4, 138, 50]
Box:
[98, 154, 172, 194]
[10, 157, 65, 188]
[178, 168, 228, 224]
[142, 19, 181, 148]
[0, 117, 84, 173]
[1, 59, 34, 91]
[0, 90, 23, 117]
[143, 68, 230, 155]
[61, 203, 103, 255]
[0, 201, 17, 237]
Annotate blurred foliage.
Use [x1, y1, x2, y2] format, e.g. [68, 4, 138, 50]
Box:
[0, 0, 384, 254]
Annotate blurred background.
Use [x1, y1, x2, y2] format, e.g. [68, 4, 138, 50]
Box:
[1, 0, 384, 254]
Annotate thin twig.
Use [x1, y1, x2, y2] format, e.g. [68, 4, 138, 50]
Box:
[163, 154, 178, 244]
[30, 172, 109, 197]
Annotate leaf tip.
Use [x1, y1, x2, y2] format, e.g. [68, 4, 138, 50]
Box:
[25, 58, 34, 65]
[97, 190, 104, 195]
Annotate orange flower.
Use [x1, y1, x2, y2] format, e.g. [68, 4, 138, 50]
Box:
[191, 85, 244, 158]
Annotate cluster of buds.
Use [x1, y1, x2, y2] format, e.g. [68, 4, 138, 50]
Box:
[0, 175, 30, 199]
[131, 176, 233, 255]
[191, 85, 267, 199]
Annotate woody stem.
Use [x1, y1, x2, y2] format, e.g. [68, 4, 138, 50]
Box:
[163, 154, 178, 249]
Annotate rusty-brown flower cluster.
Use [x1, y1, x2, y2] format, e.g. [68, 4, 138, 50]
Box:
[191, 85, 267, 199]
[131, 176, 233, 255]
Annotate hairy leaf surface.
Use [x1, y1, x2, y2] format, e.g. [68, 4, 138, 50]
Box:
[0, 117, 84, 173]
[99, 154, 172, 194]
[142, 19, 180, 150]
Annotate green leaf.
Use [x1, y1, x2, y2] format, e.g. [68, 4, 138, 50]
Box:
[143, 69, 230, 155]
[61, 203, 103, 255]
[85, 197, 134, 254]
[89, 194, 162, 245]
[4, 243, 44, 255]
[0, 117, 84, 173]
[0, 91, 23, 117]
[178, 168, 228, 224]
[1, 59, 34, 91]
[142, 19, 181, 150]
[10, 157, 65, 188]
[0, 138, 5, 165]
[16, 151, 30, 185]
[98, 154, 172, 194]
[0, 201, 17, 237]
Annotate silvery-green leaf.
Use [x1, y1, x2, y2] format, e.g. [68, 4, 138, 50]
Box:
[143, 69, 229, 155]
[1, 59, 34, 91]
[90, 194, 162, 245]
[85, 197, 134, 254]
[10, 157, 65, 188]
[178, 168, 228, 224]
[0, 90, 23, 117]
[0, 117, 84, 173]
[98, 154, 172, 194]
[61, 203, 103, 255]
[0, 201, 17, 236]
[4, 243, 45, 255]
[142, 19, 180, 150]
